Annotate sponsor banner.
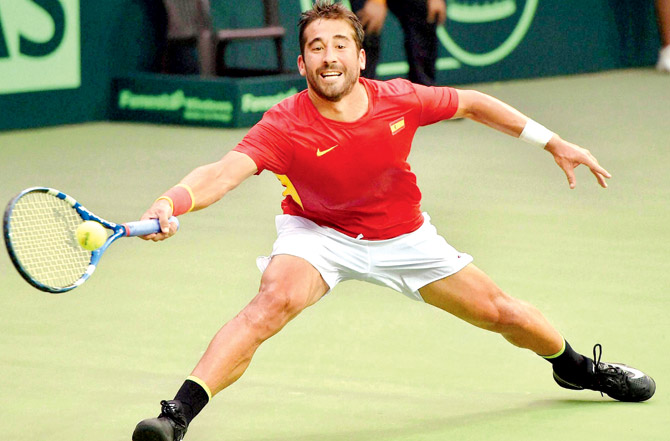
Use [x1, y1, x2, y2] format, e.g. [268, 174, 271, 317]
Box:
[234, 75, 304, 127]
[0, 0, 81, 95]
[111, 74, 306, 128]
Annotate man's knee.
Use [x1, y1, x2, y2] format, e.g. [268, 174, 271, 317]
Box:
[237, 285, 305, 341]
[482, 293, 534, 333]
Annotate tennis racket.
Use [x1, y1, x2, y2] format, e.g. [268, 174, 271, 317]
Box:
[3, 187, 179, 293]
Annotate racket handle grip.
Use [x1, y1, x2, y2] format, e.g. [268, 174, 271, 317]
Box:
[123, 217, 180, 237]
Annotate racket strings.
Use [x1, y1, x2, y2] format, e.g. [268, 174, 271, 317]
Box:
[8, 192, 92, 289]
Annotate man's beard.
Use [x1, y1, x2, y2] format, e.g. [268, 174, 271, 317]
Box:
[306, 62, 359, 102]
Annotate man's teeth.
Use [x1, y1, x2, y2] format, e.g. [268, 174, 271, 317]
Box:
[321, 72, 341, 77]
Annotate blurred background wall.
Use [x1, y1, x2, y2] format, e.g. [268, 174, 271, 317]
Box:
[0, 0, 660, 131]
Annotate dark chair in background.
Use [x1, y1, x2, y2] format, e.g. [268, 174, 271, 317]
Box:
[161, 0, 284, 77]
[213, 0, 285, 76]
[161, 0, 214, 75]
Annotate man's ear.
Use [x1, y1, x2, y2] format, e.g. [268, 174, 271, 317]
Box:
[359, 49, 366, 71]
[297, 55, 306, 77]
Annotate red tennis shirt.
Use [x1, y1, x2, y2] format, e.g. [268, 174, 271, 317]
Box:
[233, 77, 459, 240]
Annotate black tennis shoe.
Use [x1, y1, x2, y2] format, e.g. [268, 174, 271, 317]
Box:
[133, 400, 189, 441]
[553, 343, 656, 402]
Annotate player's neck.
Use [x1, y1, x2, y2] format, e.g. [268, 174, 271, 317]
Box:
[309, 82, 369, 122]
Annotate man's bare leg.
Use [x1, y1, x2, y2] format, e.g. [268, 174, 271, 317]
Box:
[133, 254, 329, 441]
[192, 254, 329, 395]
[419, 263, 563, 356]
[418, 263, 655, 402]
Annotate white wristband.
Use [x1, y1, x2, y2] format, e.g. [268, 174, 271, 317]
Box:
[519, 119, 554, 148]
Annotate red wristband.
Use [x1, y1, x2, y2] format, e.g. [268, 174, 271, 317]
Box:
[156, 184, 194, 216]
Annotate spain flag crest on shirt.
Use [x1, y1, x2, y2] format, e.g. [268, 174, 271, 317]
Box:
[389, 117, 405, 135]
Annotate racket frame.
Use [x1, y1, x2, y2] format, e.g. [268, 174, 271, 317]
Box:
[3, 187, 177, 293]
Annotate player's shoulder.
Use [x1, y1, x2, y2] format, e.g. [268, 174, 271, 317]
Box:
[362, 77, 419, 98]
[261, 89, 315, 126]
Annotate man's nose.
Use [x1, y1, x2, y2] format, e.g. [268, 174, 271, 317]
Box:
[322, 45, 337, 63]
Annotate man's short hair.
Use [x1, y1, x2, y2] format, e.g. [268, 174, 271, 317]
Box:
[298, 0, 365, 55]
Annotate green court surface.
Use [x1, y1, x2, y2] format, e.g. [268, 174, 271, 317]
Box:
[1, 69, 669, 441]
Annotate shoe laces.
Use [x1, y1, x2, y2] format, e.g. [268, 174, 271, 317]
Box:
[160, 400, 188, 430]
[591, 344, 629, 397]
[593, 343, 603, 370]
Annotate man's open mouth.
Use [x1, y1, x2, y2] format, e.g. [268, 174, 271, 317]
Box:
[320, 71, 342, 78]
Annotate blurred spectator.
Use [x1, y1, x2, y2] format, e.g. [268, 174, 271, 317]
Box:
[350, 0, 446, 85]
[656, 0, 670, 71]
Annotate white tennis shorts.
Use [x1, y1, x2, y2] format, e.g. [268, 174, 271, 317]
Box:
[256, 213, 473, 301]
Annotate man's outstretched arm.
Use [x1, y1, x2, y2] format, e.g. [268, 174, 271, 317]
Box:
[140, 151, 258, 241]
[453, 89, 611, 189]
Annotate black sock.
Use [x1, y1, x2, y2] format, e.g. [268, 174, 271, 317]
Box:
[174, 377, 211, 425]
[542, 339, 593, 386]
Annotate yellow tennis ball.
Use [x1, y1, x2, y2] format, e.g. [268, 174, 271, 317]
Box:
[75, 221, 107, 251]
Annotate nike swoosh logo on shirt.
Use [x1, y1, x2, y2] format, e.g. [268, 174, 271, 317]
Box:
[316, 145, 338, 157]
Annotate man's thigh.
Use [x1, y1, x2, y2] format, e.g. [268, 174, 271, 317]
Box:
[259, 254, 330, 310]
[418, 263, 509, 327]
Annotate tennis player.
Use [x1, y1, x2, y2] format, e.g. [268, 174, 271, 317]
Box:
[132, 2, 655, 440]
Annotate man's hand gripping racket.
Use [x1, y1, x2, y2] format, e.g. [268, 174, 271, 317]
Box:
[138, 197, 179, 242]
[3, 187, 179, 293]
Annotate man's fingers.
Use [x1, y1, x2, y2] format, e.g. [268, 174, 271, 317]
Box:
[592, 170, 609, 188]
[358, 14, 380, 33]
[166, 218, 179, 236]
[562, 160, 612, 189]
[358, 1, 387, 33]
[428, 6, 447, 24]
[138, 198, 176, 241]
[148, 218, 178, 241]
[561, 162, 577, 189]
[142, 229, 174, 242]
[590, 162, 612, 180]
[159, 216, 170, 234]
[428, 11, 445, 24]
[584, 155, 611, 188]
[548, 140, 611, 190]
[138, 216, 173, 241]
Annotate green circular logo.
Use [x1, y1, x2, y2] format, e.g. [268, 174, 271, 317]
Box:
[438, 0, 538, 67]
